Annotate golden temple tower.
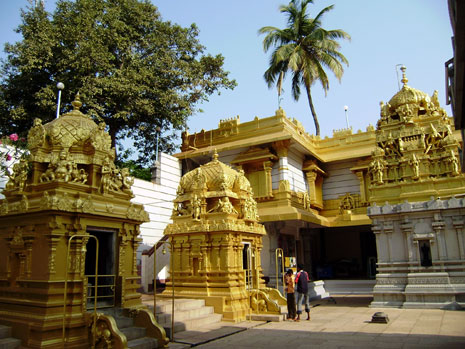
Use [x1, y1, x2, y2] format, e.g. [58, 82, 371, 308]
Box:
[368, 66, 465, 204]
[0, 95, 167, 348]
[163, 151, 285, 322]
[367, 67, 465, 308]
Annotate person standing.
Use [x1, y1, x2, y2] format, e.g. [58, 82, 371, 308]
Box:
[284, 269, 296, 321]
[295, 264, 310, 321]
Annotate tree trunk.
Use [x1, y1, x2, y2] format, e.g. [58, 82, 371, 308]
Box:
[109, 126, 118, 159]
[305, 85, 320, 136]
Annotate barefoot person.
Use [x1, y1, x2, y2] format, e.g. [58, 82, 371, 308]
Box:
[295, 264, 310, 321]
[284, 269, 296, 321]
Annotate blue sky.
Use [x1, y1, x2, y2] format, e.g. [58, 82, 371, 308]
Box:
[0, 0, 453, 145]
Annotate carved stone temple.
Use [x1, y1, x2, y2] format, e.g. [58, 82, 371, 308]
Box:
[0, 96, 168, 348]
[163, 151, 285, 322]
[367, 68, 465, 308]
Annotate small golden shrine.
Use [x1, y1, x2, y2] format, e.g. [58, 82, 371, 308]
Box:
[368, 67, 465, 203]
[163, 151, 285, 322]
[0, 95, 167, 348]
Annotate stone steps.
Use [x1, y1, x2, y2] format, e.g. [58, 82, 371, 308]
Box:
[99, 308, 160, 349]
[146, 298, 223, 338]
[0, 325, 20, 349]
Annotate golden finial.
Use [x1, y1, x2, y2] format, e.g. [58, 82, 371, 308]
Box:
[212, 149, 219, 161]
[71, 92, 82, 111]
[400, 65, 408, 86]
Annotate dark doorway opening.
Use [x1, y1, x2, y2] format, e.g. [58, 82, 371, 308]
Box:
[85, 228, 117, 309]
[304, 225, 377, 279]
[419, 240, 433, 267]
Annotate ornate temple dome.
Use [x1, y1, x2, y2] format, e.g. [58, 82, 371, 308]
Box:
[178, 152, 246, 194]
[386, 66, 431, 113]
[27, 93, 113, 162]
[42, 94, 98, 148]
[388, 83, 431, 112]
[172, 150, 259, 224]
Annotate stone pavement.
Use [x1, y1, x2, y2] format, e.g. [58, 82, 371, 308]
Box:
[166, 295, 465, 349]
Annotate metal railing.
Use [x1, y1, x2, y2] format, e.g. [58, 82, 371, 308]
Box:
[85, 274, 116, 310]
[153, 240, 175, 342]
[63, 234, 99, 348]
[275, 248, 285, 294]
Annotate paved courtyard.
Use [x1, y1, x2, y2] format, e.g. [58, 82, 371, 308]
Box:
[169, 295, 465, 349]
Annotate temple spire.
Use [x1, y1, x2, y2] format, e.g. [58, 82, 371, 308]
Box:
[71, 92, 82, 111]
[400, 65, 408, 86]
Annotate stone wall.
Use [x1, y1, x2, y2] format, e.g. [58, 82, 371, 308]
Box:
[368, 197, 465, 308]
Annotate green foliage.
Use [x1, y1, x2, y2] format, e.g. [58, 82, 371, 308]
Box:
[0, 0, 236, 165]
[259, 0, 350, 136]
[115, 159, 151, 181]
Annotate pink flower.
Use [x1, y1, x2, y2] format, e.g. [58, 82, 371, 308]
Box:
[9, 133, 19, 141]
[6, 154, 12, 161]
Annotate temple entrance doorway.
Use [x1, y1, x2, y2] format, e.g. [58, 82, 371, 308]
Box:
[242, 242, 258, 289]
[300, 225, 377, 280]
[85, 227, 117, 309]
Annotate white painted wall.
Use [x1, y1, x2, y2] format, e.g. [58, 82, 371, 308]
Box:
[131, 153, 181, 246]
[287, 148, 306, 192]
[131, 152, 181, 292]
[322, 160, 360, 200]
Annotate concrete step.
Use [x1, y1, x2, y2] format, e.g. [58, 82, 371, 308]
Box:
[0, 326, 11, 339]
[113, 315, 134, 329]
[127, 337, 158, 349]
[248, 313, 286, 322]
[154, 298, 206, 313]
[0, 337, 21, 349]
[91, 308, 161, 348]
[163, 313, 223, 338]
[120, 326, 146, 341]
[151, 304, 215, 325]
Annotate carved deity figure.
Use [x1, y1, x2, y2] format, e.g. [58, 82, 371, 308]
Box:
[339, 193, 355, 213]
[191, 167, 207, 190]
[6, 159, 29, 191]
[409, 154, 420, 179]
[70, 161, 88, 184]
[172, 202, 190, 217]
[448, 150, 459, 176]
[100, 156, 120, 193]
[54, 150, 73, 182]
[91, 122, 112, 151]
[191, 194, 202, 220]
[208, 197, 238, 215]
[27, 117, 45, 148]
[369, 159, 384, 185]
[121, 168, 134, 189]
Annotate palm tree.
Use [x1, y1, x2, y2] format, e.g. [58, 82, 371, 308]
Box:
[259, 0, 350, 136]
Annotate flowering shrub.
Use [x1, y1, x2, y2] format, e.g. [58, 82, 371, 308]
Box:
[0, 134, 29, 188]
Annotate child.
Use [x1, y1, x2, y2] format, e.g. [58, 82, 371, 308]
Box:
[284, 269, 296, 321]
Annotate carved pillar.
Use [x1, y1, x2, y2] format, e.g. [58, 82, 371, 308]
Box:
[383, 221, 393, 263]
[273, 140, 291, 185]
[372, 221, 385, 263]
[302, 160, 326, 209]
[263, 161, 273, 197]
[452, 217, 465, 259]
[211, 237, 220, 271]
[305, 171, 317, 202]
[401, 218, 415, 263]
[355, 171, 368, 203]
[432, 213, 446, 261]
